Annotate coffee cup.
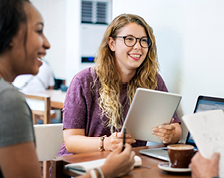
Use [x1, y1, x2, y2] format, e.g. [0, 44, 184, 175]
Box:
[167, 144, 194, 168]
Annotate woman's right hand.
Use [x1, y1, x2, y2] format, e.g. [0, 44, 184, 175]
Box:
[105, 132, 136, 151]
[101, 143, 135, 178]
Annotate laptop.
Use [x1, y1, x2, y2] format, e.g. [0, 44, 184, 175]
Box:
[139, 95, 224, 161]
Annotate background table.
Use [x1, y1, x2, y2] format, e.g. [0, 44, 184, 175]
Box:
[42, 89, 66, 109]
[51, 145, 191, 178]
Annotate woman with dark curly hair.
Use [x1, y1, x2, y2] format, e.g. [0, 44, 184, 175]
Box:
[0, 0, 50, 177]
[0, 1, 135, 178]
[58, 13, 182, 156]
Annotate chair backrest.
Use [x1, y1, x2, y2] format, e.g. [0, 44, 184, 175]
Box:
[34, 123, 63, 161]
[24, 93, 51, 124]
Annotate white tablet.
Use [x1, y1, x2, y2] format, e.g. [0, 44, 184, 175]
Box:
[121, 88, 182, 142]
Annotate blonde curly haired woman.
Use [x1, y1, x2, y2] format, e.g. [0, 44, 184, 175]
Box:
[58, 13, 182, 156]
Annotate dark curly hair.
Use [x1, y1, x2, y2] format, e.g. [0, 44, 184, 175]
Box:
[0, 0, 30, 54]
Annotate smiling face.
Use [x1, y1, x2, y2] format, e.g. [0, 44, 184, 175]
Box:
[9, 2, 50, 77]
[108, 23, 149, 77]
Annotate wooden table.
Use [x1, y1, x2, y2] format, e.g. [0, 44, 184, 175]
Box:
[51, 145, 191, 178]
[42, 89, 66, 109]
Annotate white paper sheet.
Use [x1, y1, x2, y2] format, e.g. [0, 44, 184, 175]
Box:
[182, 110, 224, 177]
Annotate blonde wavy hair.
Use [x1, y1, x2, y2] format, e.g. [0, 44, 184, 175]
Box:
[94, 14, 159, 133]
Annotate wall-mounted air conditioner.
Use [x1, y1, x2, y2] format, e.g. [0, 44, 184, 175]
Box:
[80, 0, 112, 67]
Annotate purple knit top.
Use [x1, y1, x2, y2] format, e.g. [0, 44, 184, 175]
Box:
[58, 67, 180, 156]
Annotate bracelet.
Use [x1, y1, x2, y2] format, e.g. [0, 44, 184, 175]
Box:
[99, 135, 106, 152]
[94, 168, 105, 178]
[90, 169, 97, 178]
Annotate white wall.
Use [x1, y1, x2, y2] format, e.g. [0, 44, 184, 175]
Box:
[31, 0, 80, 84]
[31, 0, 67, 80]
[65, 0, 81, 84]
[113, 0, 224, 141]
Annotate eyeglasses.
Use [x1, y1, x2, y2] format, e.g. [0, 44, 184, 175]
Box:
[116, 35, 151, 48]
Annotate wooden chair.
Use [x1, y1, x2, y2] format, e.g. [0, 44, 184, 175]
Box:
[34, 124, 63, 178]
[25, 93, 61, 177]
[24, 93, 51, 124]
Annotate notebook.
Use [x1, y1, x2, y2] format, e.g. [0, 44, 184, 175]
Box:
[121, 88, 182, 142]
[64, 155, 142, 175]
[139, 95, 224, 161]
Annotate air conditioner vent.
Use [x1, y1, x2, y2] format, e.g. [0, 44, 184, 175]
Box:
[81, 1, 93, 23]
[81, 1, 108, 24]
[96, 2, 107, 24]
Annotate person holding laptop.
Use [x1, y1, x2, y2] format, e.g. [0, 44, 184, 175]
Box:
[0, 0, 135, 177]
[58, 13, 182, 156]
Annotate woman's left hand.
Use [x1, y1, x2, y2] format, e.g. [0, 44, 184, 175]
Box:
[151, 118, 182, 144]
[151, 124, 176, 144]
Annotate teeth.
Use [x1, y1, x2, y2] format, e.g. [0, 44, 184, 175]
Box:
[130, 54, 140, 58]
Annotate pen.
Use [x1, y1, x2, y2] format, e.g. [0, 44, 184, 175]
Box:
[122, 127, 126, 151]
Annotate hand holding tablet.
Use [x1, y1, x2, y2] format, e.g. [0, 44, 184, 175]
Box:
[121, 88, 182, 142]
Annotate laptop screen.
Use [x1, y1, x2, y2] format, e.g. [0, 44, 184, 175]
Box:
[186, 95, 224, 147]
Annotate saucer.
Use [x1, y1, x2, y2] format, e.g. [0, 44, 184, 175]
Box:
[158, 163, 191, 172]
